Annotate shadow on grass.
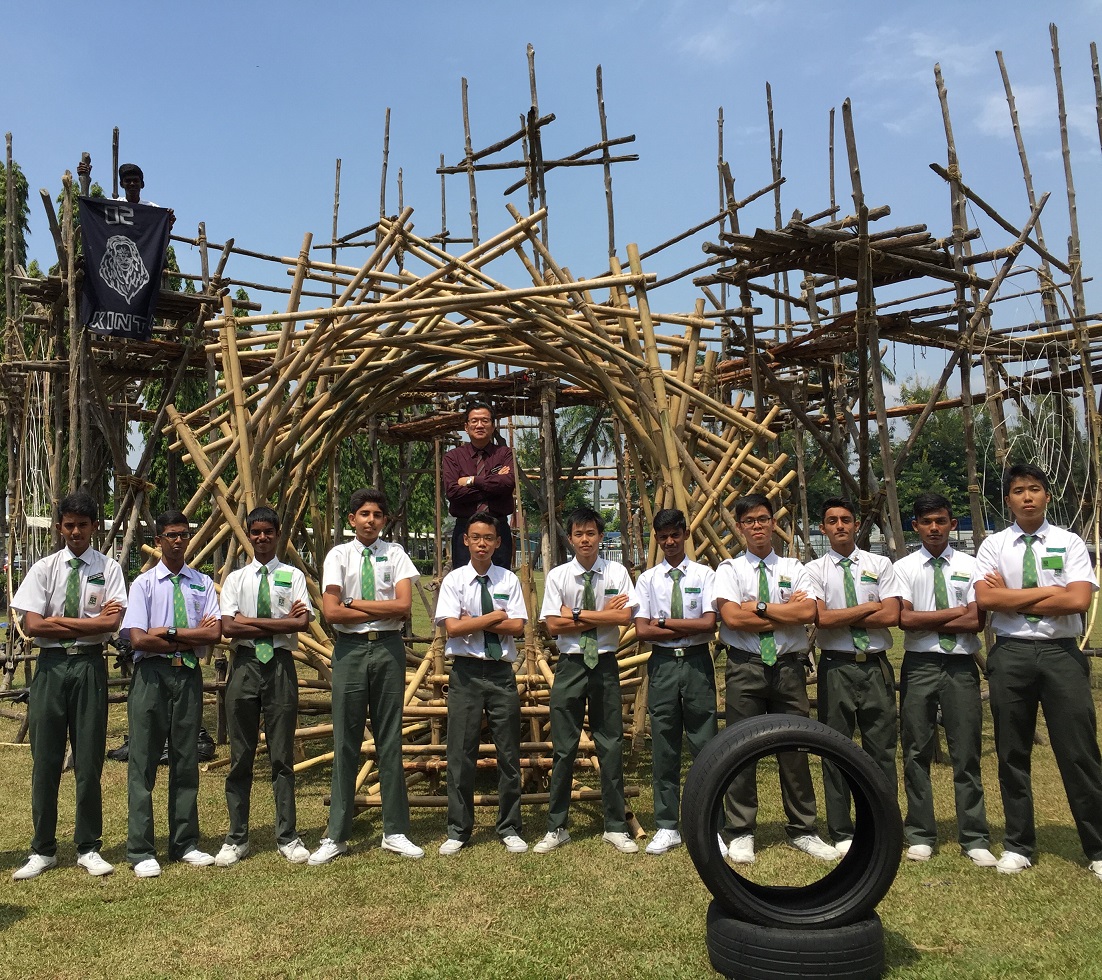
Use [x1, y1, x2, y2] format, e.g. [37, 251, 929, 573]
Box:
[0, 905, 28, 932]
[884, 928, 921, 971]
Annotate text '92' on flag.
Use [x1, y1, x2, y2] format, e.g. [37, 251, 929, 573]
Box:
[79, 197, 171, 341]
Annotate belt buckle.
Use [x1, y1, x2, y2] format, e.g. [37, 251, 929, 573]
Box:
[171, 655, 183, 667]
[673, 647, 685, 659]
[367, 630, 380, 642]
[855, 652, 867, 663]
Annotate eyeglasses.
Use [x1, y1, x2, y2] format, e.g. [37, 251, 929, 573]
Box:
[159, 530, 192, 541]
[466, 420, 492, 427]
[739, 517, 773, 528]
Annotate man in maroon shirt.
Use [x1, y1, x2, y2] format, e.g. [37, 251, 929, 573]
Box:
[443, 402, 515, 568]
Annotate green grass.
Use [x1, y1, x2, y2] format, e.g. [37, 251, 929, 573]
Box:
[3, 606, 1102, 977]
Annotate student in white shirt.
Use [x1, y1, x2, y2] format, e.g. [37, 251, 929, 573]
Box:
[974, 463, 1102, 882]
[894, 492, 994, 867]
[633, 508, 718, 856]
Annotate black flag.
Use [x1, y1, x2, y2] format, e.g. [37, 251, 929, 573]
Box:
[79, 197, 171, 341]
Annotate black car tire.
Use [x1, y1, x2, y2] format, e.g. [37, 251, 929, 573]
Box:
[706, 900, 884, 979]
[683, 714, 902, 928]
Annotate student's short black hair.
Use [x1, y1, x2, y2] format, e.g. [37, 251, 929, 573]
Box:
[912, 492, 952, 520]
[118, 162, 144, 181]
[348, 488, 389, 516]
[246, 506, 280, 532]
[465, 400, 496, 423]
[821, 496, 857, 521]
[155, 509, 190, 534]
[57, 491, 98, 523]
[652, 508, 686, 533]
[467, 510, 499, 534]
[1002, 463, 1049, 497]
[565, 506, 604, 535]
[734, 494, 773, 522]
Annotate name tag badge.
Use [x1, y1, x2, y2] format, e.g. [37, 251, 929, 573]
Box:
[604, 588, 618, 596]
[778, 579, 792, 590]
[88, 574, 106, 586]
[950, 573, 969, 583]
[860, 572, 878, 584]
[1041, 555, 1064, 572]
[493, 593, 509, 601]
[273, 570, 294, 588]
[684, 587, 701, 594]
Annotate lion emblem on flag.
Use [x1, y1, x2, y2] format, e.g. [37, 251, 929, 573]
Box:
[99, 235, 150, 304]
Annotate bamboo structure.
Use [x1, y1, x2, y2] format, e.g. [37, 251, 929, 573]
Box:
[2, 27, 1101, 809]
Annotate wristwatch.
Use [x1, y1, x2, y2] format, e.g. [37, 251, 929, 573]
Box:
[166, 627, 178, 640]
[657, 616, 667, 630]
[572, 607, 581, 624]
[755, 601, 769, 618]
[343, 598, 355, 609]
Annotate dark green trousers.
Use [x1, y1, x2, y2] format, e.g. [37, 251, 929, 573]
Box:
[899, 650, 989, 850]
[647, 647, 717, 829]
[126, 656, 203, 864]
[817, 652, 898, 844]
[988, 636, 1102, 861]
[445, 656, 522, 841]
[28, 648, 107, 857]
[547, 653, 627, 833]
[327, 631, 410, 842]
[224, 648, 299, 847]
[723, 649, 818, 838]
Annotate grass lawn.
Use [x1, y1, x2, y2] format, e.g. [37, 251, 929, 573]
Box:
[2, 600, 1102, 977]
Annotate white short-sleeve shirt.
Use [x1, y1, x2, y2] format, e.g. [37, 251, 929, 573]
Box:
[714, 551, 813, 655]
[436, 562, 528, 661]
[12, 546, 127, 648]
[635, 557, 717, 649]
[322, 538, 419, 634]
[973, 520, 1098, 639]
[893, 546, 979, 656]
[539, 557, 638, 655]
[806, 549, 898, 653]
[220, 557, 314, 652]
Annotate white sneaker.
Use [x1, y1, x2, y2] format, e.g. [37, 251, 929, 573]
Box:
[790, 834, 840, 861]
[438, 838, 466, 856]
[1089, 860, 1102, 883]
[602, 831, 639, 853]
[214, 842, 248, 867]
[133, 858, 162, 878]
[906, 844, 933, 862]
[76, 851, 114, 876]
[308, 838, 348, 866]
[501, 835, 528, 853]
[966, 847, 998, 868]
[645, 828, 682, 855]
[12, 853, 57, 881]
[381, 834, 424, 859]
[834, 838, 852, 856]
[726, 835, 755, 865]
[278, 839, 310, 864]
[996, 851, 1032, 874]
[180, 848, 215, 867]
[533, 829, 571, 853]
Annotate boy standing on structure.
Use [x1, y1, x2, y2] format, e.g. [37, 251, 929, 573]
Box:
[215, 506, 314, 867]
[435, 511, 528, 855]
[309, 488, 424, 864]
[807, 496, 900, 855]
[633, 508, 718, 855]
[714, 494, 837, 864]
[121, 510, 222, 878]
[893, 492, 995, 867]
[974, 463, 1102, 882]
[11, 491, 127, 880]
[535, 507, 639, 854]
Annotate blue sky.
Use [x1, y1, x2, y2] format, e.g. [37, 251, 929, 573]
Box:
[5, 1, 1102, 390]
